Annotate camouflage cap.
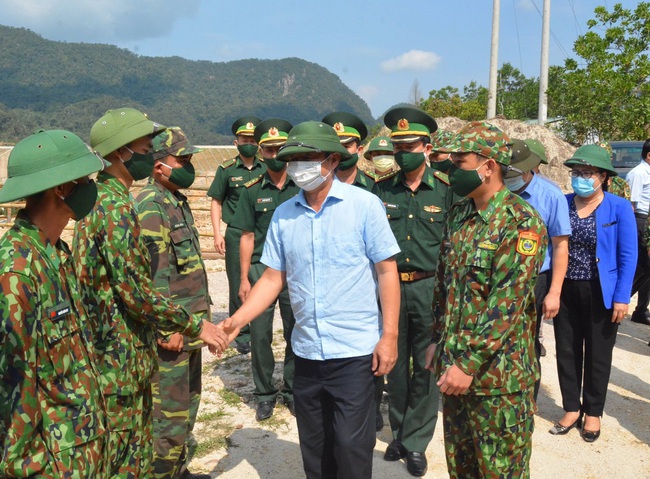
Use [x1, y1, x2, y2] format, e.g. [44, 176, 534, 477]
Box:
[0, 129, 107, 202]
[363, 136, 393, 159]
[430, 128, 457, 152]
[276, 121, 351, 161]
[525, 139, 548, 164]
[90, 107, 165, 158]
[596, 140, 613, 156]
[564, 144, 617, 176]
[506, 139, 542, 178]
[440, 121, 513, 166]
[231, 116, 262, 137]
[322, 111, 368, 143]
[152, 127, 203, 161]
[384, 106, 437, 143]
[254, 118, 293, 146]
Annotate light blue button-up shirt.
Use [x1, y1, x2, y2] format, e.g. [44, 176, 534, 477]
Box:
[261, 179, 401, 361]
[518, 173, 572, 272]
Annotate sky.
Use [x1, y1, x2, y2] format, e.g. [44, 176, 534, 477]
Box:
[0, 0, 641, 118]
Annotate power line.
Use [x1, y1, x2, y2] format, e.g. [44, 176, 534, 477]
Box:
[530, 0, 571, 60]
[512, 0, 525, 71]
[567, 0, 583, 36]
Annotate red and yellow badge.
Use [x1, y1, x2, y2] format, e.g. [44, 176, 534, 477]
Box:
[334, 122, 345, 134]
[516, 231, 540, 256]
[397, 118, 410, 131]
[268, 127, 279, 137]
[246, 121, 255, 130]
[379, 139, 388, 147]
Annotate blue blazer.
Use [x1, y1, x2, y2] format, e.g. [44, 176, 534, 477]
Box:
[566, 192, 638, 309]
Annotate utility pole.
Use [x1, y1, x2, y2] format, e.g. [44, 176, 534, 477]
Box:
[538, 0, 551, 125]
[487, 0, 500, 119]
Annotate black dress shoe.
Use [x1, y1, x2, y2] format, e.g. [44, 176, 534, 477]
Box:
[383, 440, 407, 461]
[406, 452, 428, 477]
[235, 341, 251, 354]
[581, 428, 601, 443]
[549, 414, 582, 435]
[255, 401, 275, 421]
[631, 311, 650, 325]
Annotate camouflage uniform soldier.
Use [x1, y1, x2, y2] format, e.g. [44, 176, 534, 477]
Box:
[230, 119, 299, 421]
[429, 129, 456, 173]
[135, 127, 212, 479]
[72, 109, 228, 478]
[374, 106, 455, 477]
[208, 116, 265, 354]
[598, 141, 632, 200]
[426, 122, 547, 479]
[0, 130, 109, 477]
[322, 111, 375, 191]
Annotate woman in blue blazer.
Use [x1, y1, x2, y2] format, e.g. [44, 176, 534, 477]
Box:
[549, 145, 637, 443]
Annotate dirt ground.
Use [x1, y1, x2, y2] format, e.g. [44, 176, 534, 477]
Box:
[185, 266, 650, 479]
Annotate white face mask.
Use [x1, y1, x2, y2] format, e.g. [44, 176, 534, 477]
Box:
[286, 156, 332, 191]
[372, 154, 395, 173]
[504, 174, 526, 192]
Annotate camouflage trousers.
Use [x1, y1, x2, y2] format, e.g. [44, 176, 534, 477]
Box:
[442, 389, 535, 479]
[106, 388, 154, 478]
[152, 345, 203, 479]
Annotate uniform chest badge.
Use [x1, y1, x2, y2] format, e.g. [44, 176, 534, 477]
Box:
[257, 197, 273, 203]
[516, 231, 540, 256]
[423, 205, 441, 213]
[231, 176, 243, 182]
[478, 241, 498, 251]
[384, 203, 399, 209]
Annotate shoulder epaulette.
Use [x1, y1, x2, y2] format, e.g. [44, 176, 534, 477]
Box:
[433, 170, 450, 185]
[244, 175, 263, 188]
[220, 158, 237, 169]
[374, 170, 400, 183]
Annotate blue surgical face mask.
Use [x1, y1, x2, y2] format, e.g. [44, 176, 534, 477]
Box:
[504, 175, 526, 192]
[571, 176, 601, 197]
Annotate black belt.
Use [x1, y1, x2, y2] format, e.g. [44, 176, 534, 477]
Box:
[399, 271, 436, 282]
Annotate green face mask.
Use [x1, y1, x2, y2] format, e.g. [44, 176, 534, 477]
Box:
[394, 151, 425, 173]
[337, 153, 359, 171]
[430, 158, 453, 173]
[448, 162, 486, 197]
[125, 152, 155, 181]
[237, 143, 259, 159]
[161, 162, 196, 189]
[63, 180, 98, 220]
[264, 156, 286, 172]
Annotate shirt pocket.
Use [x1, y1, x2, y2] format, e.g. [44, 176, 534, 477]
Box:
[169, 224, 194, 271]
[419, 210, 444, 236]
[329, 233, 365, 267]
[41, 301, 82, 378]
[43, 410, 105, 455]
[463, 248, 494, 297]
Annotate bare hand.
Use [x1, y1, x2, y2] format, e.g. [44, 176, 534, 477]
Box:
[198, 320, 228, 355]
[542, 291, 560, 320]
[424, 343, 437, 373]
[437, 364, 473, 396]
[239, 278, 251, 303]
[157, 332, 183, 352]
[612, 302, 628, 323]
[372, 336, 397, 376]
[218, 317, 242, 345]
[214, 235, 226, 255]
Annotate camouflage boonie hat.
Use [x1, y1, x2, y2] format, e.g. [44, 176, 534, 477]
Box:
[525, 139, 548, 165]
[597, 140, 613, 157]
[363, 136, 393, 159]
[322, 111, 368, 143]
[254, 119, 293, 146]
[440, 121, 513, 166]
[231, 116, 262, 136]
[152, 127, 203, 161]
[430, 129, 457, 151]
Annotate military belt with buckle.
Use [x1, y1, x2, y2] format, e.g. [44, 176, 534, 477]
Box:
[399, 271, 436, 282]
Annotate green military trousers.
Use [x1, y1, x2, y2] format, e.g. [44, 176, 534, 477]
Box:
[225, 225, 250, 345]
[249, 262, 295, 404]
[386, 276, 439, 453]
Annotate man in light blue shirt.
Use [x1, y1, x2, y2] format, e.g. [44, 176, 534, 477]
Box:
[505, 139, 571, 400]
[221, 121, 401, 479]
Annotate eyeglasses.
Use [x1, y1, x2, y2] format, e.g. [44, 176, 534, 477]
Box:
[569, 169, 599, 179]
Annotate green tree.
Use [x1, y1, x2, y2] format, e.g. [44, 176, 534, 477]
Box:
[549, 2, 650, 142]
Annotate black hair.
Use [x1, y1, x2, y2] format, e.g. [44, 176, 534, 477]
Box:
[643, 139, 650, 160]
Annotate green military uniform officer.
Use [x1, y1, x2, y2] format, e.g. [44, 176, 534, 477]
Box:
[207, 116, 265, 354]
[230, 118, 299, 422]
[135, 127, 212, 479]
[373, 106, 455, 477]
[322, 111, 375, 191]
[0, 130, 109, 477]
[427, 121, 547, 478]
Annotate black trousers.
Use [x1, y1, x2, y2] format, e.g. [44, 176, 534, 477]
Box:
[631, 215, 650, 313]
[294, 354, 376, 479]
[554, 279, 618, 417]
[533, 270, 550, 401]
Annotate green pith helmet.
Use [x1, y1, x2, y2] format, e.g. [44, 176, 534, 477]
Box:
[506, 139, 542, 178]
[524, 139, 548, 165]
[90, 107, 165, 157]
[0, 129, 108, 202]
[231, 116, 262, 137]
[254, 119, 293, 146]
[276, 121, 352, 161]
[321, 111, 368, 143]
[363, 136, 393, 159]
[564, 144, 617, 176]
[152, 127, 203, 161]
[439, 121, 513, 166]
[383, 106, 437, 143]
